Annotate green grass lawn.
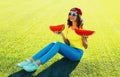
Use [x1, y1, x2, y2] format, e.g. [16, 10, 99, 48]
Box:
[0, 0, 120, 77]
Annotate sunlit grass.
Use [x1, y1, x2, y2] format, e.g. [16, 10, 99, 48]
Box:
[0, 0, 120, 77]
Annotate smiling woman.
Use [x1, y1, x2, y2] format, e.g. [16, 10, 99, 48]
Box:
[1, 0, 120, 77]
[16, 7, 88, 72]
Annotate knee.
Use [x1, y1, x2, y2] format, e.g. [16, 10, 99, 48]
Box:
[49, 42, 55, 45]
[55, 41, 62, 45]
[48, 42, 62, 46]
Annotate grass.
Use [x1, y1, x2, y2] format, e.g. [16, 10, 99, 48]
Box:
[0, 0, 120, 77]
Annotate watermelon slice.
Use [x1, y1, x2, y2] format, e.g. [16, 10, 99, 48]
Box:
[75, 29, 95, 36]
[49, 24, 65, 32]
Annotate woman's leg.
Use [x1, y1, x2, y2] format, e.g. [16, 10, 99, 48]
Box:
[32, 42, 55, 61]
[23, 42, 83, 72]
[17, 42, 55, 68]
[58, 42, 84, 61]
[39, 42, 84, 64]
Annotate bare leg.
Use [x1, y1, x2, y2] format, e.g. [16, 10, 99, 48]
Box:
[29, 58, 41, 66]
[29, 58, 35, 63]
[37, 60, 42, 66]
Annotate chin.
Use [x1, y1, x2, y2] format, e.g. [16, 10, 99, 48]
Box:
[70, 19, 75, 22]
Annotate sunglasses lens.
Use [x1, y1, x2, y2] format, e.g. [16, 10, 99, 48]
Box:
[69, 12, 77, 16]
[69, 12, 71, 16]
[73, 13, 76, 16]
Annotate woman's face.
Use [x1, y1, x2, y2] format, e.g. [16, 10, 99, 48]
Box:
[68, 11, 77, 22]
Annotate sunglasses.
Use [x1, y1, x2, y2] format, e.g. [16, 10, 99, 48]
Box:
[68, 12, 77, 16]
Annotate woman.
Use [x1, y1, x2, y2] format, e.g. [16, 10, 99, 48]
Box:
[17, 7, 88, 72]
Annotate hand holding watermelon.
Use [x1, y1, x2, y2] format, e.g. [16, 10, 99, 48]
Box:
[74, 29, 95, 36]
[49, 24, 65, 33]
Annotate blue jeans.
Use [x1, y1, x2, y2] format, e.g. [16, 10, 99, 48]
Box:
[32, 42, 84, 64]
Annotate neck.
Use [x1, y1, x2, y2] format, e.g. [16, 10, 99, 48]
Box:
[71, 21, 78, 29]
[72, 21, 76, 26]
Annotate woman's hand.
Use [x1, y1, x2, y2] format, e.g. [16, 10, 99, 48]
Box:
[82, 35, 88, 49]
[64, 39, 70, 45]
[54, 31, 62, 34]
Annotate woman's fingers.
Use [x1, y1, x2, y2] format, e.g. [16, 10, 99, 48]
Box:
[82, 35, 88, 39]
[54, 31, 62, 34]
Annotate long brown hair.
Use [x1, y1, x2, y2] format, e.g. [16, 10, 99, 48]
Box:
[67, 13, 83, 29]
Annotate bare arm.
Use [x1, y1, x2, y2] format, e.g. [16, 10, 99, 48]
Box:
[54, 31, 70, 45]
[82, 36, 88, 49]
[60, 32, 70, 45]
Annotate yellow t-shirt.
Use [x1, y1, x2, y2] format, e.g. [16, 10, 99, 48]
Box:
[63, 27, 84, 50]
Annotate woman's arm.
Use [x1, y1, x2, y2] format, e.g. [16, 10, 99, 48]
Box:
[54, 31, 70, 45]
[82, 36, 88, 49]
[60, 32, 70, 45]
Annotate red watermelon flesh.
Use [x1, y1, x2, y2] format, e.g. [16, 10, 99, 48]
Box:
[49, 24, 65, 32]
[75, 29, 95, 36]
